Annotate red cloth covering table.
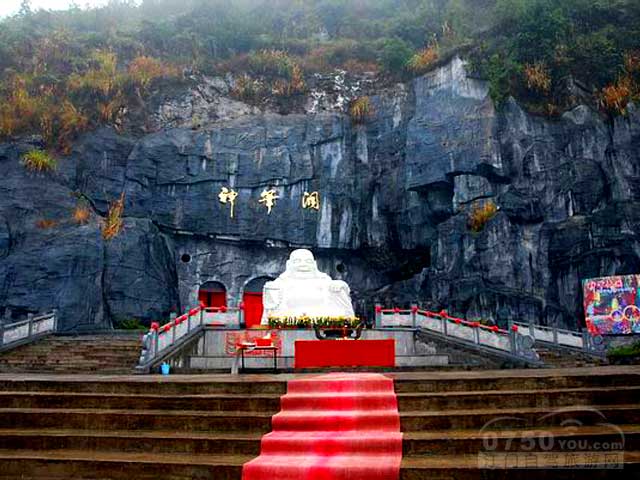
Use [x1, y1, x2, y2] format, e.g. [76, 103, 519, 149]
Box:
[294, 339, 395, 368]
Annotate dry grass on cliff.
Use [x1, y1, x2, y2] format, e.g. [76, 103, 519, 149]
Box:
[20, 149, 57, 173]
[599, 51, 640, 116]
[102, 194, 125, 241]
[407, 45, 439, 74]
[524, 62, 552, 94]
[349, 96, 373, 124]
[35, 218, 58, 230]
[468, 201, 498, 233]
[73, 205, 91, 225]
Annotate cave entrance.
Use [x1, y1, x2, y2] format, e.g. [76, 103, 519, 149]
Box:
[243, 277, 274, 329]
[198, 281, 227, 309]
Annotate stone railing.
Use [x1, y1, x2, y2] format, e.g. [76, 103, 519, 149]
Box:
[0, 311, 57, 352]
[375, 305, 540, 364]
[512, 320, 606, 356]
[137, 305, 242, 371]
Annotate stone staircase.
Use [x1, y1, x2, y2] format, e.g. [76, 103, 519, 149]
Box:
[0, 334, 141, 374]
[0, 367, 637, 478]
[536, 345, 606, 368]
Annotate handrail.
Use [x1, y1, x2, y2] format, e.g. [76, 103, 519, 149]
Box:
[512, 320, 605, 356]
[0, 310, 58, 352]
[136, 304, 243, 372]
[375, 304, 540, 364]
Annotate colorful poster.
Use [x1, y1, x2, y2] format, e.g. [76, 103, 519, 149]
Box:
[583, 275, 640, 335]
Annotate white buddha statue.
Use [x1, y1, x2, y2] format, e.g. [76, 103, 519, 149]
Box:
[261, 249, 355, 324]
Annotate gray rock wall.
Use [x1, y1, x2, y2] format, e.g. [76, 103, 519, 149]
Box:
[0, 57, 638, 331]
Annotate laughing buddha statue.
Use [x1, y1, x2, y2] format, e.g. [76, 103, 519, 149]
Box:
[261, 249, 355, 324]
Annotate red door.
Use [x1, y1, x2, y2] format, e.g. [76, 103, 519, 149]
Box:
[243, 292, 264, 328]
[198, 290, 227, 308]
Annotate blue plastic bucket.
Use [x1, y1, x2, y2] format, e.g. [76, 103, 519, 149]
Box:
[160, 363, 170, 375]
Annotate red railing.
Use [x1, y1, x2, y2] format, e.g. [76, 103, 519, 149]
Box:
[376, 305, 517, 335]
[150, 305, 204, 333]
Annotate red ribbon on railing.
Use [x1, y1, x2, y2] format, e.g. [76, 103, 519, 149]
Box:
[151, 306, 205, 333]
[381, 306, 511, 335]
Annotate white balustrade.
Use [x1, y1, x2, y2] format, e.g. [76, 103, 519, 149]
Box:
[376, 306, 539, 362]
[0, 311, 57, 350]
[514, 320, 588, 352]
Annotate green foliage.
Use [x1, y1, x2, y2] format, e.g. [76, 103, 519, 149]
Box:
[0, 0, 638, 140]
[20, 149, 57, 172]
[486, 0, 640, 111]
[485, 54, 516, 106]
[607, 341, 640, 359]
[378, 37, 413, 73]
[114, 318, 147, 331]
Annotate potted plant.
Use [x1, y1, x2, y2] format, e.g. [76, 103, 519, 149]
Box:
[313, 317, 364, 340]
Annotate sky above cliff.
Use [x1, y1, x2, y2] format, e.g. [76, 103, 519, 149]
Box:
[0, 1, 110, 18]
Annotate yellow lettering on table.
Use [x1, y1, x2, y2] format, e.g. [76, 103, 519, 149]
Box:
[259, 189, 279, 214]
[302, 191, 320, 211]
[218, 187, 239, 218]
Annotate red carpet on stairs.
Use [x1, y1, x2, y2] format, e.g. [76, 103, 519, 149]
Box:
[242, 373, 402, 480]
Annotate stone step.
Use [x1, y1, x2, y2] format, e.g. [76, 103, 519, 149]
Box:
[3, 403, 639, 434]
[1, 386, 636, 411]
[3, 345, 140, 352]
[400, 404, 640, 431]
[0, 449, 637, 480]
[0, 429, 262, 456]
[1, 367, 639, 394]
[403, 425, 640, 455]
[0, 368, 136, 374]
[0, 376, 288, 395]
[392, 369, 640, 393]
[0, 356, 139, 361]
[399, 451, 640, 479]
[0, 392, 282, 411]
[0, 358, 138, 366]
[1, 425, 636, 457]
[0, 349, 139, 355]
[0, 450, 248, 480]
[0, 408, 274, 433]
[0, 335, 142, 374]
[397, 386, 640, 411]
[0, 360, 138, 366]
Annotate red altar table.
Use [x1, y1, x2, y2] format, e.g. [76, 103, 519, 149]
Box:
[294, 339, 395, 369]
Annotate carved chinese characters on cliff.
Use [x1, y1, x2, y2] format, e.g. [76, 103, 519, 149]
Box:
[218, 187, 238, 218]
[258, 189, 280, 214]
[302, 191, 320, 211]
[216, 187, 322, 217]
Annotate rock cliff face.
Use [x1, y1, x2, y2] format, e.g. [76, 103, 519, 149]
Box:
[1, 57, 638, 331]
